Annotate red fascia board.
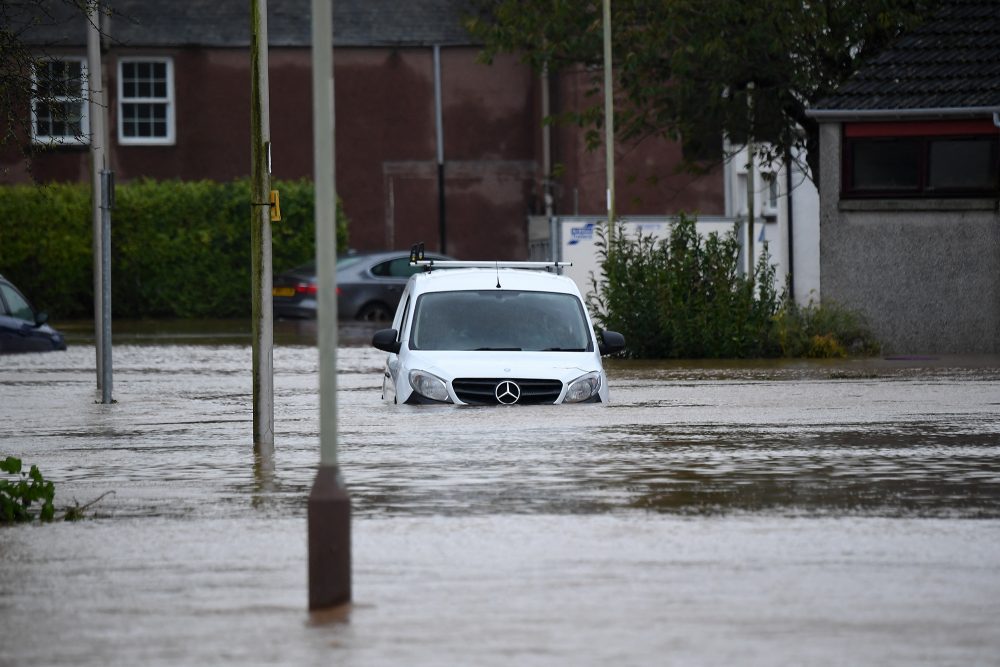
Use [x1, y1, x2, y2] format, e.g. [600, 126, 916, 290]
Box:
[844, 119, 997, 137]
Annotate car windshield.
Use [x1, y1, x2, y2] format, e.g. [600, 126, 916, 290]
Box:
[410, 290, 592, 352]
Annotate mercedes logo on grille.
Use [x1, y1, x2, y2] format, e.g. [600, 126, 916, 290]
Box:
[495, 380, 521, 405]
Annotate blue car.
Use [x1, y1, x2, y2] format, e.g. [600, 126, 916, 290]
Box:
[0, 274, 66, 353]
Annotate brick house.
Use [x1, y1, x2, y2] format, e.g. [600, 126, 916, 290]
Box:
[807, 0, 1000, 354]
[1, 0, 726, 262]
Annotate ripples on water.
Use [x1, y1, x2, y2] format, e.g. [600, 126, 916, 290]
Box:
[3, 339, 999, 521]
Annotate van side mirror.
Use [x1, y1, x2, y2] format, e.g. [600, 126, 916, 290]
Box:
[598, 330, 625, 356]
[372, 328, 401, 354]
[34, 311, 49, 327]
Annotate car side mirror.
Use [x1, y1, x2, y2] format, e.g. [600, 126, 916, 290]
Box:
[34, 311, 49, 327]
[598, 330, 625, 356]
[372, 328, 401, 354]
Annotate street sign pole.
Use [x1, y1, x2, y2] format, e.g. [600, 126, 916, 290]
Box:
[250, 0, 275, 454]
[307, 0, 351, 611]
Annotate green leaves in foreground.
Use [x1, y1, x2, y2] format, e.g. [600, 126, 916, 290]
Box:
[1, 456, 55, 523]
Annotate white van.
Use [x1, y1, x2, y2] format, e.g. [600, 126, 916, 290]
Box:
[372, 253, 625, 405]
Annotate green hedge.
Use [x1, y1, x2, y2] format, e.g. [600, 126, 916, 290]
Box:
[0, 179, 348, 318]
[587, 215, 880, 358]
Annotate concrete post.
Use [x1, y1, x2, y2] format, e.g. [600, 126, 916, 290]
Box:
[602, 0, 615, 232]
[746, 82, 755, 282]
[87, 4, 105, 390]
[307, 0, 351, 611]
[250, 0, 274, 454]
[100, 170, 113, 404]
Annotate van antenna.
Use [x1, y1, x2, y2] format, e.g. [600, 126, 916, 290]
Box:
[495, 261, 501, 289]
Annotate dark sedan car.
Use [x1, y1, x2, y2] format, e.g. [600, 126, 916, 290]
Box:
[0, 274, 66, 353]
[273, 250, 451, 322]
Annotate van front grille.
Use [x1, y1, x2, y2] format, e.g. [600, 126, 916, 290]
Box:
[452, 378, 563, 405]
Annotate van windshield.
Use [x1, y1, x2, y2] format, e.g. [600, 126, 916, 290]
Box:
[410, 290, 593, 352]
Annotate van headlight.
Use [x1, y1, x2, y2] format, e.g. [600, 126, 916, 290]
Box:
[564, 372, 601, 403]
[408, 370, 450, 402]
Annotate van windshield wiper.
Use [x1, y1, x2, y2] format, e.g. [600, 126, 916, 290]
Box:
[473, 347, 522, 351]
[541, 347, 587, 351]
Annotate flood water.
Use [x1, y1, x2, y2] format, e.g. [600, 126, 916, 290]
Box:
[2, 322, 999, 666]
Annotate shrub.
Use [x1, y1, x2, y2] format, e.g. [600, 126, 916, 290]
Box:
[0, 178, 349, 318]
[773, 295, 881, 358]
[587, 215, 880, 359]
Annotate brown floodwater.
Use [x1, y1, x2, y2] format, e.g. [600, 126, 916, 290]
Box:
[1, 322, 998, 665]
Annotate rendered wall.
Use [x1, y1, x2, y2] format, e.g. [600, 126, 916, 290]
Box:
[818, 122, 1000, 354]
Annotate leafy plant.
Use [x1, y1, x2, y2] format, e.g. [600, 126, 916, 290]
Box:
[0, 178, 350, 319]
[587, 215, 879, 359]
[0, 456, 112, 524]
[1, 456, 55, 523]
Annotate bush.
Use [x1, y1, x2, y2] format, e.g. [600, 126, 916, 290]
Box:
[773, 295, 881, 358]
[587, 215, 880, 359]
[0, 178, 349, 318]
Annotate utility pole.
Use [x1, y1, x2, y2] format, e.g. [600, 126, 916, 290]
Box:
[746, 82, 755, 284]
[602, 0, 615, 233]
[87, 2, 106, 392]
[250, 0, 274, 454]
[307, 0, 351, 610]
[433, 44, 446, 254]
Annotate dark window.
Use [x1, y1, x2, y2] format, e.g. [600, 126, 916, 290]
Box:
[928, 138, 997, 191]
[843, 124, 999, 197]
[850, 138, 920, 192]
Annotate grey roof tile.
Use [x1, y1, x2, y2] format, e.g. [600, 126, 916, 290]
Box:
[813, 0, 1000, 113]
[17, 0, 479, 48]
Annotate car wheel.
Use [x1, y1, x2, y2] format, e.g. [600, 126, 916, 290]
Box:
[357, 302, 392, 322]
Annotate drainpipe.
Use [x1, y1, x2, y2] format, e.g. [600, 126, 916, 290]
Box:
[434, 45, 446, 254]
[785, 148, 795, 300]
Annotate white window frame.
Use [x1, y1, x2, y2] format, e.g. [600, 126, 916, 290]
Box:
[117, 56, 175, 145]
[30, 56, 90, 145]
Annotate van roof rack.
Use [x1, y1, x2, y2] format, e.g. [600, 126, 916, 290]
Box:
[409, 242, 571, 271]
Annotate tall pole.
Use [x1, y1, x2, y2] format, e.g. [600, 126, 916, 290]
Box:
[433, 44, 446, 254]
[542, 62, 555, 261]
[308, 0, 351, 611]
[250, 0, 274, 454]
[87, 3, 105, 390]
[602, 0, 615, 231]
[746, 82, 755, 283]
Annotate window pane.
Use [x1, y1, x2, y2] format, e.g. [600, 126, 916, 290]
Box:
[122, 103, 137, 136]
[411, 290, 592, 352]
[928, 138, 997, 191]
[851, 139, 920, 191]
[1, 284, 34, 322]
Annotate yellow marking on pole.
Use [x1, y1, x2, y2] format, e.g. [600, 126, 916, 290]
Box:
[270, 190, 281, 222]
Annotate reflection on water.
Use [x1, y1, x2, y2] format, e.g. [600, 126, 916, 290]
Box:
[2, 340, 999, 520]
[3, 336, 1000, 666]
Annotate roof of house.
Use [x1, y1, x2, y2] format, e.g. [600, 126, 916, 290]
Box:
[17, 0, 479, 48]
[810, 0, 1000, 118]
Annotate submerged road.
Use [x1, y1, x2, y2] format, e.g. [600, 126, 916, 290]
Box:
[1, 331, 999, 665]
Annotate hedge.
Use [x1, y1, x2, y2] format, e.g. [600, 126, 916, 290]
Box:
[0, 178, 348, 319]
[587, 215, 880, 358]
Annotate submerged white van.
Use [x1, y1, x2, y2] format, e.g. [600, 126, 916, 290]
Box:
[371, 252, 625, 405]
